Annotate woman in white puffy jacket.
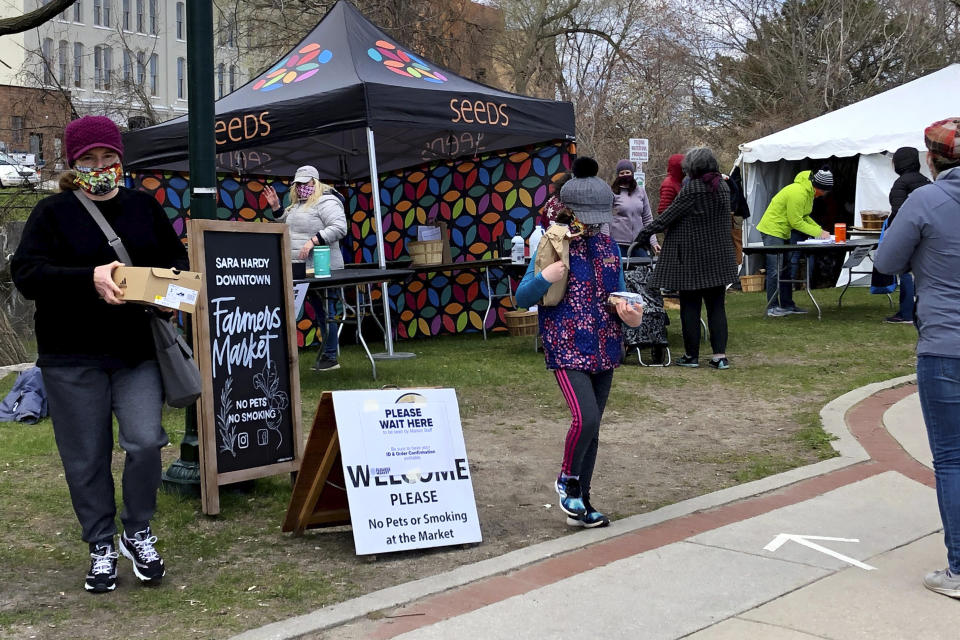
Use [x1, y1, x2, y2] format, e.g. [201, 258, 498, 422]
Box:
[265, 165, 347, 370]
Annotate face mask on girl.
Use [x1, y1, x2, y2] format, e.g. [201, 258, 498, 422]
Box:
[74, 163, 123, 196]
[296, 183, 315, 200]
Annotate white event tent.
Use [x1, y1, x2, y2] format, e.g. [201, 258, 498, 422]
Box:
[738, 64, 960, 248]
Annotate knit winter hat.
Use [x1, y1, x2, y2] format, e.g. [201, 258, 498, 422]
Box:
[572, 156, 599, 178]
[64, 116, 124, 166]
[924, 117, 960, 160]
[615, 159, 634, 174]
[811, 166, 834, 191]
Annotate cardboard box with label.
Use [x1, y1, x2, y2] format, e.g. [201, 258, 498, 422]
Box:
[113, 266, 203, 313]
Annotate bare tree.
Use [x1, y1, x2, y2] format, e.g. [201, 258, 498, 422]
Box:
[0, 0, 76, 36]
[683, 0, 960, 150]
[220, 0, 495, 84]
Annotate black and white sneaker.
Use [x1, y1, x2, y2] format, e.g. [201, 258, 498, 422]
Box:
[311, 357, 340, 371]
[120, 527, 165, 584]
[85, 543, 118, 593]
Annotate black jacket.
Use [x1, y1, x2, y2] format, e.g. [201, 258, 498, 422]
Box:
[889, 147, 930, 221]
[637, 177, 739, 291]
[728, 166, 750, 219]
[12, 188, 188, 368]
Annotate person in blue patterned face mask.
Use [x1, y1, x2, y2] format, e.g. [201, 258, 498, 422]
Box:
[11, 115, 189, 593]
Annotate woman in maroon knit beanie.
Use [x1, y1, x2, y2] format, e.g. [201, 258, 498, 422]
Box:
[12, 115, 187, 594]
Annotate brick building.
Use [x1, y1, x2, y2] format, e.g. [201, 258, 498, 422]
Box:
[0, 83, 73, 173]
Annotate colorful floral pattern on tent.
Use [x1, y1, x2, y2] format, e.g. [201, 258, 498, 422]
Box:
[130, 141, 572, 345]
[253, 43, 334, 92]
[366, 40, 447, 83]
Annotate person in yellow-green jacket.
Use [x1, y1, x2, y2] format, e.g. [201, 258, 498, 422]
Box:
[756, 167, 834, 316]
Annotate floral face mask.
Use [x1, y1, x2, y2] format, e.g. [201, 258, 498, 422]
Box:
[74, 162, 123, 196]
[296, 183, 315, 200]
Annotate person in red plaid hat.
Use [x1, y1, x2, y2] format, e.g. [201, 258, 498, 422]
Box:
[875, 117, 960, 600]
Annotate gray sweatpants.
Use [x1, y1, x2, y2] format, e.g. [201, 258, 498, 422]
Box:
[41, 361, 167, 547]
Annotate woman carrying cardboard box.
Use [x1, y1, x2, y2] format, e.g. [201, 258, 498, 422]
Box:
[11, 116, 188, 593]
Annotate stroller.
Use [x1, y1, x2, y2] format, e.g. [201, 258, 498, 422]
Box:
[622, 263, 671, 366]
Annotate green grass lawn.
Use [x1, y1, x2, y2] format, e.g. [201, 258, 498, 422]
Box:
[0, 285, 918, 639]
[0, 187, 50, 222]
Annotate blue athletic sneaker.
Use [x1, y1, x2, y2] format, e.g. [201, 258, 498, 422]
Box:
[555, 475, 586, 517]
[566, 499, 610, 528]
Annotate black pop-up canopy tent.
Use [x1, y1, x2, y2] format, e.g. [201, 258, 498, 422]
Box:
[124, 0, 575, 356]
[123, 0, 574, 182]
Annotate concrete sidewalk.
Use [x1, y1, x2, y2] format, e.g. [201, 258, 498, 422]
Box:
[233, 375, 958, 640]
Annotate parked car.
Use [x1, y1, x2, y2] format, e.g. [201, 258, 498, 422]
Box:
[0, 152, 40, 187]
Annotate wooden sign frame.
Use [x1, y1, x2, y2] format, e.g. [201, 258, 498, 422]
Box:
[188, 219, 303, 515]
[282, 392, 351, 534]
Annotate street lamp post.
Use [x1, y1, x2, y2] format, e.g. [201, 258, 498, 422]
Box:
[162, 0, 216, 493]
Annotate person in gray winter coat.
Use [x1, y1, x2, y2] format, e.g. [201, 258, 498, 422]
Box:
[265, 165, 348, 370]
[875, 117, 960, 600]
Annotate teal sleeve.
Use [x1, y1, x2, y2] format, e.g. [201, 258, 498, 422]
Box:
[515, 247, 552, 308]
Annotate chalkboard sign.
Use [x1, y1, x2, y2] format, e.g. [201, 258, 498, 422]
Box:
[188, 220, 303, 515]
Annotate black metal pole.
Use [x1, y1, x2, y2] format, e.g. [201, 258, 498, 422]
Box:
[163, 0, 216, 494]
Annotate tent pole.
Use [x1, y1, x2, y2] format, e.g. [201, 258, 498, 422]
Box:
[367, 127, 415, 362]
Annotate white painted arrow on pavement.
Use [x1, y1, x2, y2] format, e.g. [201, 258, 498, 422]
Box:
[764, 534, 877, 571]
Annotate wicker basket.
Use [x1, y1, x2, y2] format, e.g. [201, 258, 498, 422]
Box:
[860, 210, 889, 231]
[740, 274, 765, 293]
[504, 310, 538, 337]
[408, 239, 443, 266]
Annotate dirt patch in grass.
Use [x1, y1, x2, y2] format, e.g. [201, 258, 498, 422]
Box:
[0, 381, 823, 640]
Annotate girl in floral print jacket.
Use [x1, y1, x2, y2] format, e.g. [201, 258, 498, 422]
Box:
[516, 168, 642, 529]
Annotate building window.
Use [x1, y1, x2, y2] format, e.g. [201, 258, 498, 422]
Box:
[148, 0, 157, 35]
[123, 49, 132, 83]
[176, 2, 184, 39]
[42, 38, 54, 84]
[103, 0, 112, 26]
[58, 40, 69, 84]
[136, 0, 144, 32]
[229, 65, 236, 93]
[122, 0, 130, 30]
[218, 16, 235, 47]
[94, 46, 112, 90]
[73, 42, 83, 88]
[30, 133, 43, 165]
[217, 63, 224, 98]
[11, 117, 23, 145]
[94, 45, 102, 88]
[94, 0, 101, 25]
[103, 47, 112, 90]
[136, 51, 145, 86]
[177, 57, 185, 99]
[73, 0, 82, 23]
[149, 53, 158, 96]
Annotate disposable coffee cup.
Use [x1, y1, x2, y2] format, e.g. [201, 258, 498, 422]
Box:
[313, 245, 331, 278]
